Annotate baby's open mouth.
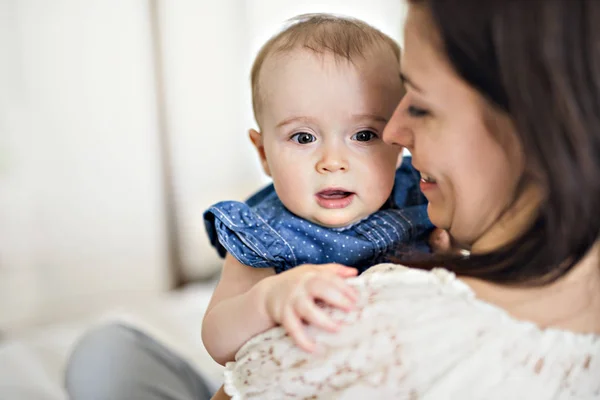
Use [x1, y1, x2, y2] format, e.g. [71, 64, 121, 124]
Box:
[317, 189, 354, 199]
[315, 189, 355, 209]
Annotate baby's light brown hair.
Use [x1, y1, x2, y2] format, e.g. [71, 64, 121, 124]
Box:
[251, 13, 401, 128]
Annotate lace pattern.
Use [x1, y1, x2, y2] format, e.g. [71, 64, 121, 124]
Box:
[224, 264, 600, 399]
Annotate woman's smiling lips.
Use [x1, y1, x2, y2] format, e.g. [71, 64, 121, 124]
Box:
[419, 172, 438, 192]
[315, 188, 355, 209]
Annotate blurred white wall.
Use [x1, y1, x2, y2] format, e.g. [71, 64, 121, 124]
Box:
[245, 0, 406, 60]
[0, 0, 408, 331]
[156, 1, 264, 281]
[0, 0, 171, 331]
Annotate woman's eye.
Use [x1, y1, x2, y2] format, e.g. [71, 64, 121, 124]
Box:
[291, 132, 316, 144]
[407, 105, 429, 117]
[352, 130, 378, 142]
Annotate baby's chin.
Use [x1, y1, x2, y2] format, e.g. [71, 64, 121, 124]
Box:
[304, 212, 371, 229]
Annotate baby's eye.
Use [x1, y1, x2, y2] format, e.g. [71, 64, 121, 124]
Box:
[352, 130, 378, 142]
[290, 132, 316, 144]
[407, 105, 429, 118]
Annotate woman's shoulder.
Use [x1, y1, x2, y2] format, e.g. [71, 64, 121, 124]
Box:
[225, 264, 600, 399]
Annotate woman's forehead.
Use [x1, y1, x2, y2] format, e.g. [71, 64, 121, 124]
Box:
[404, 4, 442, 52]
[402, 7, 453, 87]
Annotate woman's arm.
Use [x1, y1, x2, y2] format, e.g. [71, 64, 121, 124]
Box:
[202, 254, 276, 365]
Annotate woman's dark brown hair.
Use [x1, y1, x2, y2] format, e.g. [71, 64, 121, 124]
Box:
[401, 0, 600, 285]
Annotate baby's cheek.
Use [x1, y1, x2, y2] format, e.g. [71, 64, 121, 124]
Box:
[272, 174, 304, 210]
[380, 144, 402, 166]
[372, 149, 400, 184]
[396, 155, 404, 168]
[361, 166, 396, 208]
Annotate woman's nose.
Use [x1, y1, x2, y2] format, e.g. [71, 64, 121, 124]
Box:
[383, 99, 415, 151]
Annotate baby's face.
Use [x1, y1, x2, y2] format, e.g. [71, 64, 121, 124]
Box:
[254, 48, 403, 228]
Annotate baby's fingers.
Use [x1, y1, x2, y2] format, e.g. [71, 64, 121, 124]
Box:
[429, 228, 452, 254]
[429, 228, 471, 257]
[281, 307, 315, 353]
[295, 296, 340, 333]
[308, 277, 357, 310]
[318, 263, 358, 278]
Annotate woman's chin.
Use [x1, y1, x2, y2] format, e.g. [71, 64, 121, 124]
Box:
[426, 204, 449, 231]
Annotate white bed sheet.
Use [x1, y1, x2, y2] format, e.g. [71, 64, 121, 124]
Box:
[0, 280, 223, 400]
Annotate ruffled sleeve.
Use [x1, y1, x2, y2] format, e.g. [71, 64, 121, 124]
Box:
[203, 201, 295, 270]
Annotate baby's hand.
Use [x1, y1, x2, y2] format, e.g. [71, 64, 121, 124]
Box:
[429, 228, 453, 254]
[429, 228, 470, 256]
[261, 264, 358, 352]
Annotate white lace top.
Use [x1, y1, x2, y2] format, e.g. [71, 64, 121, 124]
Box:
[224, 264, 600, 399]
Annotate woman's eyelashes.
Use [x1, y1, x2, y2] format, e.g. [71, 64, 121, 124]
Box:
[407, 105, 430, 118]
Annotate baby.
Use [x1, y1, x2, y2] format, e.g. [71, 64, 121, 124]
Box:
[202, 14, 432, 365]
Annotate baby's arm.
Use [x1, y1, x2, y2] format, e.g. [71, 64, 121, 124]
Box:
[202, 254, 275, 365]
[202, 254, 358, 365]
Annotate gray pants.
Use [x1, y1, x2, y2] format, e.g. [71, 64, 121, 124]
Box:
[65, 323, 215, 400]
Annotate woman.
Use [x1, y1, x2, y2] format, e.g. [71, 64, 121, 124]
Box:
[217, 0, 600, 398]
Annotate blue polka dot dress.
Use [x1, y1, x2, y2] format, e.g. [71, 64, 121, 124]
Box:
[204, 157, 433, 274]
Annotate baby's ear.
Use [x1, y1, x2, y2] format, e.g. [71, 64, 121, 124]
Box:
[248, 129, 271, 176]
